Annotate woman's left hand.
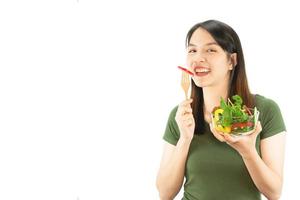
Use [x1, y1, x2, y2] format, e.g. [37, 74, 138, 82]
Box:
[209, 121, 262, 158]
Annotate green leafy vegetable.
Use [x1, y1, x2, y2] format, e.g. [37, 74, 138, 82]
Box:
[219, 95, 250, 127]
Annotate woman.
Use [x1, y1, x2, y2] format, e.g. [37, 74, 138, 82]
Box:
[156, 20, 286, 200]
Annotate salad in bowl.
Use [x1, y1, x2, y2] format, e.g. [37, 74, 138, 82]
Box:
[211, 95, 259, 136]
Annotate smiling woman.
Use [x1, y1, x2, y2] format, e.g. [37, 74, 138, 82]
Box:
[156, 20, 286, 200]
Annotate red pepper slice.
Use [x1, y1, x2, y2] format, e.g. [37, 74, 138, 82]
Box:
[243, 105, 252, 115]
[232, 122, 254, 129]
[178, 66, 194, 76]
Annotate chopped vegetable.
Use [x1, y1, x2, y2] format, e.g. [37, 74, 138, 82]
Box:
[212, 95, 258, 135]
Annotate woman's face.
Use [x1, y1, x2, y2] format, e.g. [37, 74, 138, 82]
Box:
[186, 28, 235, 88]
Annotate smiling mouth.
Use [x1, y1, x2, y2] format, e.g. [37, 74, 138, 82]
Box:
[194, 66, 211, 76]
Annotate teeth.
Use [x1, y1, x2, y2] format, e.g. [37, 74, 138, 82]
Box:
[196, 69, 210, 73]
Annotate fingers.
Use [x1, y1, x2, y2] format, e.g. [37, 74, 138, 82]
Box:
[209, 121, 263, 148]
[184, 117, 194, 126]
[179, 98, 193, 107]
[255, 121, 262, 134]
[209, 123, 226, 142]
[249, 121, 262, 138]
[223, 122, 262, 144]
[209, 123, 238, 144]
[223, 134, 239, 144]
[177, 99, 193, 116]
[179, 111, 194, 125]
[181, 107, 193, 113]
[177, 108, 193, 118]
[175, 99, 194, 127]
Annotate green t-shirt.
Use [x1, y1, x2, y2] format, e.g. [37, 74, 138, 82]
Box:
[163, 94, 286, 200]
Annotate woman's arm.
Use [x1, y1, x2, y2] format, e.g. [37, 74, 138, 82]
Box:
[210, 122, 286, 200]
[242, 132, 286, 200]
[156, 138, 192, 200]
[157, 99, 195, 199]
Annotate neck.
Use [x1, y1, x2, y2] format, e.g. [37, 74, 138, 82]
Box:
[203, 83, 230, 114]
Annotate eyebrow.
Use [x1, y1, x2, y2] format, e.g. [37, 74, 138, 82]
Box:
[188, 42, 219, 47]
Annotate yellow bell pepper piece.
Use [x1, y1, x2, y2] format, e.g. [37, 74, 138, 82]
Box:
[216, 125, 231, 133]
[223, 126, 231, 133]
[213, 108, 231, 133]
[214, 108, 224, 121]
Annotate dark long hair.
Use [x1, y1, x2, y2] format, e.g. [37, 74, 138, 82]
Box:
[186, 20, 254, 135]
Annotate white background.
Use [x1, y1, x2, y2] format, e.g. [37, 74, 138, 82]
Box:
[0, 0, 299, 199]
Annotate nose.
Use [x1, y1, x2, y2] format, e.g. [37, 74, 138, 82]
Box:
[190, 53, 206, 69]
[194, 52, 206, 62]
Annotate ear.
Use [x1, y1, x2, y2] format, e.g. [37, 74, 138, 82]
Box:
[229, 53, 237, 70]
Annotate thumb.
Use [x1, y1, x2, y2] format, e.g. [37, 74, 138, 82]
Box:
[223, 133, 238, 144]
[253, 121, 262, 137]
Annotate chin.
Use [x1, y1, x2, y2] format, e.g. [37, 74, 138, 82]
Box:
[193, 80, 209, 88]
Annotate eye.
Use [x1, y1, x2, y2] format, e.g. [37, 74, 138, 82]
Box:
[188, 49, 196, 53]
[207, 48, 217, 53]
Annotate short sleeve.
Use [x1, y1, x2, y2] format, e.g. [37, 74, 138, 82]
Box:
[259, 98, 286, 139]
[163, 106, 180, 145]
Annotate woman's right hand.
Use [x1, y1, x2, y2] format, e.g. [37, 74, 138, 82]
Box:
[175, 99, 195, 140]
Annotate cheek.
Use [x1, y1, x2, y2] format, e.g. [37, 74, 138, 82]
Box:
[211, 57, 231, 70]
[211, 63, 232, 78]
[186, 55, 192, 62]
[214, 69, 231, 82]
[186, 57, 193, 67]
